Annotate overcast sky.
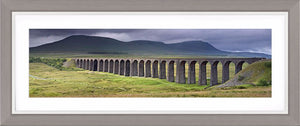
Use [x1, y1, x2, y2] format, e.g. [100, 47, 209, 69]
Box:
[29, 29, 272, 55]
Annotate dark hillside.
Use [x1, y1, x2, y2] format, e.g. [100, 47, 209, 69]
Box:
[30, 35, 271, 58]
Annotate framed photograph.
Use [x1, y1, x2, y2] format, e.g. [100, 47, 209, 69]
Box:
[1, 0, 299, 126]
[14, 12, 284, 114]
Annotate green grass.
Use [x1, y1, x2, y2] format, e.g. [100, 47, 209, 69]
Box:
[29, 63, 271, 97]
[234, 60, 271, 85]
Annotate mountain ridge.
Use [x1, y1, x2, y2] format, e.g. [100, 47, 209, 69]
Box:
[30, 35, 271, 58]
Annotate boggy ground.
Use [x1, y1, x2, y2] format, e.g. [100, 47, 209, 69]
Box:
[29, 63, 271, 97]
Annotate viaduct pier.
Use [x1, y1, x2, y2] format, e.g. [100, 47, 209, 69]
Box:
[74, 58, 264, 86]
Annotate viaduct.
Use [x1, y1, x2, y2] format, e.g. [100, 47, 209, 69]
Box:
[74, 58, 264, 86]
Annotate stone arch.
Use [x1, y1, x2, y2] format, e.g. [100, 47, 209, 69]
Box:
[131, 60, 138, 76]
[93, 59, 98, 71]
[76, 59, 80, 67]
[86, 59, 90, 70]
[176, 60, 186, 84]
[187, 61, 197, 84]
[159, 60, 167, 79]
[167, 61, 175, 82]
[199, 61, 208, 85]
[89, 59, 94, 71]
[145, 60, 151, 77]
[114, 60, 119, 74]
[235, 61, 245, 74]
[80, 59, 83, 68]
[109, 60, 114, 73]
[99, 60, 104, 71]
[222, 61, 232, 83]
[77, 59, 80, 68]
[104, 60, 109, 72]
[210, 61, 219, 86]
[83, 59, 86, 69]
[119, 60, 125, 75]
[138, 60, 145, 77]
[152, 60, 159, 78]
[125, 60, 130, 76]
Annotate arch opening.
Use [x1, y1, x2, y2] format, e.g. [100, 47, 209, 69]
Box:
[99, 60, 104, 71]
[152, 60, 159, 78]
[89, 59, 94, 71]
[210, 61, 219, 86]
[93, 59, 98, 71]
[109, 60, 114, 73]
[131, 60, 138, 76]
[159, 61, 166, 79]
[187, 61, 197, 84]
[80, 59, 83, 68]
[76, 59, 80, 67]
[125, 60, 130, 76]
[114, 60, 119, 74]
[138, 60, 144, 77]
[83, 60, 86, 69]
[145, 60, 151, 77]
[222, 61, 232, 83]
[176, 61, 186, 84]
[119, 60, 125, 75]
[167, 61, 175, 82]
[86, 60, 90, 70]
[104, 60, 108, 72]
[235, 61, 245, 74]
[199, 61, 208, 85]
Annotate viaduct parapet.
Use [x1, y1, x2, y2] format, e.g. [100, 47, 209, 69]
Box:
[74, 58, 265, 86]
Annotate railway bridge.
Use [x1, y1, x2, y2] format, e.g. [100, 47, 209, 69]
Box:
[74, 58, 264, 86]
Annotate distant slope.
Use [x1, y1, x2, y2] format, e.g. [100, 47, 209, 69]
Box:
[226, 52, 271, 59]
[30, 35, 126, 53]
[30, 35, 271, 58]
[169, 41, 225, 55]
[217, 60, 272, 88]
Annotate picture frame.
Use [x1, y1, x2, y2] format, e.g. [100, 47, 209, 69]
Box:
[1, 0, 299, 126]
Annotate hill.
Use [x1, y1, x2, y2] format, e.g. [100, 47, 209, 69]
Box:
[30, 35, 271, 58]
[216, 60, 272, 88]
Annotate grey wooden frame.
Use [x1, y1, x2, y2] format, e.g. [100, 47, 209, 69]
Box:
[1, 0, 299, 126]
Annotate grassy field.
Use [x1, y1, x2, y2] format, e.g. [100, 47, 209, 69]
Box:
[29, 62, 271, 97]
